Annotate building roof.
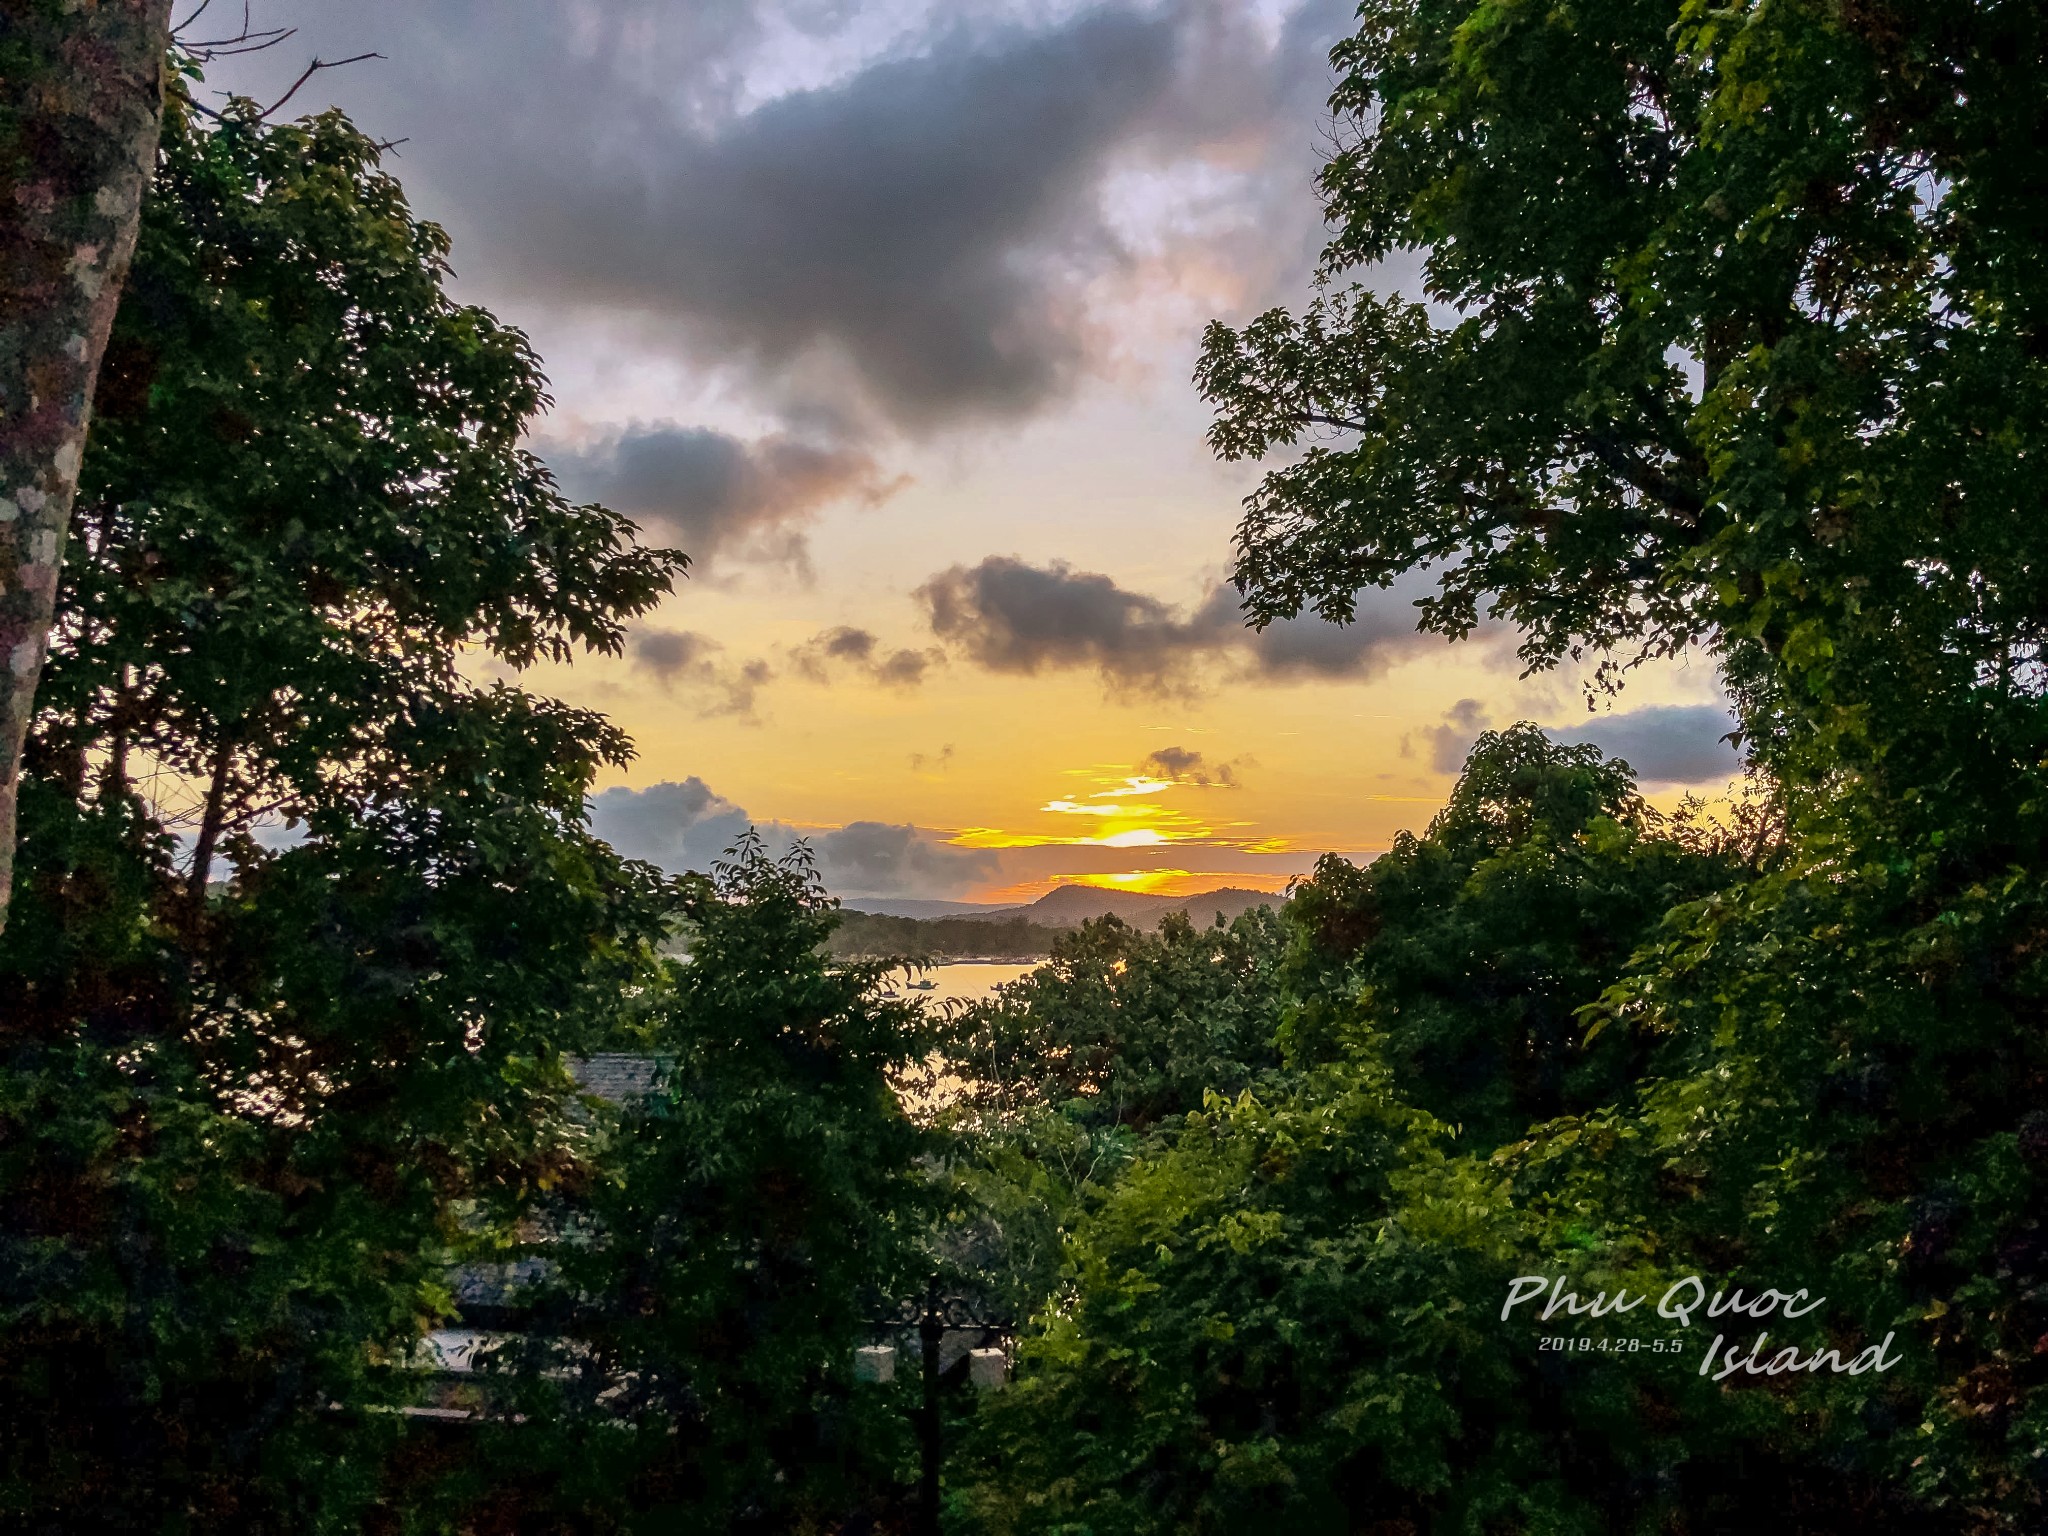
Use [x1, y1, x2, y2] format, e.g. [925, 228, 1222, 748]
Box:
[567, 1053, 671, 1108]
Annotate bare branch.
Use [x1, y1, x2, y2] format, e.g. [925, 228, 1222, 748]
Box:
[187, 32, 297, 58]
[258, 52, 383, 119]
[178, 0, 295, 60]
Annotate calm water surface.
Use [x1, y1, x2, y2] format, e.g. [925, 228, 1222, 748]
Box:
[888, 962, 1039, 1004]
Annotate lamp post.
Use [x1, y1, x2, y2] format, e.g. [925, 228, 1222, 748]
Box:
[861, 1277, 1013, 1536]
[917, 1280, 944, 1534]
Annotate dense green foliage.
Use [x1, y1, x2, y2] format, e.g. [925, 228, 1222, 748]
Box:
[1281, 724, 1741, 1148]
[423, 837, 938, 1533]
[1197, 0, 2048, 770]
[935, 0, 2048, 1530]
[932, 909, 1292, 1323]
[0, 94, 690, 1530]
[0, 82, 969, 1534]
[946, 732, 1771, 1534]
[963, 908, 1289, 1134]
[8, 4, 2048, 1531]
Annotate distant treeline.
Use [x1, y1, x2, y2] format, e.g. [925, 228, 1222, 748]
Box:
[826, 910, 1065, 961]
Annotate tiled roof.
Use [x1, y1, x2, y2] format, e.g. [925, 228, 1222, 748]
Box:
[452, 1256, 555, 1309]
[567, 1053, 671, 1107]
[442, 1055, 669, 1327]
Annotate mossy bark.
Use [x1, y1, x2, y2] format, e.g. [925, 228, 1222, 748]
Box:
[0, 0, 173, 931]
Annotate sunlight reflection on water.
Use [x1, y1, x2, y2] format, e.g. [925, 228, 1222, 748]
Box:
[887, 962, 1040, 1005]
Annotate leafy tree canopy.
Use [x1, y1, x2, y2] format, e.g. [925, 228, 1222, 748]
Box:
[0, 91, 685, 1531]
[959, 907, 1289, 1135]
[1197, 0, 2048, 795]
[1282, 723, 1742, 1146]
[464, 836, 939, 1532]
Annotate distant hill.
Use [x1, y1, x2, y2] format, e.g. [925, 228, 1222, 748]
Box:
[956, 884, 1282, 931]
[828, 886, 1285, 962]
[840, 897, 1013, 919]
[824, 911, 1065, 963]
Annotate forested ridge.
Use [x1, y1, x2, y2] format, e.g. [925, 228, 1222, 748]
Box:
[2, 2, 2044, 1532]
[826, 911, 1067, 962]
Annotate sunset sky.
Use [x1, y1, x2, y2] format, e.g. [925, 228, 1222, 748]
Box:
[214, 0, 1740, 905]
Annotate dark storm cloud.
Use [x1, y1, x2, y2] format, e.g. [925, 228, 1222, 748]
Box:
[586, 780, 996, 897]
[208, 0, 1357, 429]
[631, 628, 772, 717]
[917, 557, 1452, 693]
[549, 425, 897, 572]
[1548, 704, 1742, 786]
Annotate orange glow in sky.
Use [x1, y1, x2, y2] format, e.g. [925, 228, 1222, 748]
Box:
[209, 1, 1751, 909]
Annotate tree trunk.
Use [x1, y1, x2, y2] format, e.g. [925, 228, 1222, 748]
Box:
[186, 737, 232, 906]
[0, 0, 174, 935]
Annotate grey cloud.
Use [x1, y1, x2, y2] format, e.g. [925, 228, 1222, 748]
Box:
[634, 629, 718, 678]
[632, 628, 772, 717]
[919, 556, 1194, 690]
[1547, 704, 1741, 786]
[812, 821, 1000, 898]
[918, 557, 1451, 694]
[1190, 573, 1453, 682]
[210, 0, 1354, 429]
[588, 777, 755, 875]
[806, 626, 878, 667]
[422, 6, 1175, 426]
[1422, 698, 1491, 774]
[872, 648, 939, 688]
[1140, 746, 1239, 787]
[1396, 699, 1488, 773]
[793, 625, 942, 689]
[549, 425, 898, 572]
[586, 778, 996, 897]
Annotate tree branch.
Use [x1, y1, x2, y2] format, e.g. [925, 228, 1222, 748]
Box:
[187, 741, 236, 904]
[175, 0, 293, 59]
[1580, 430, 1706, 518]
[258, 53, 384, 120]
[1287, 411, 1375, 435]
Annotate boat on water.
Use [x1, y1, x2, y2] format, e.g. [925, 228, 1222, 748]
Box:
[905, 978, 938, 991]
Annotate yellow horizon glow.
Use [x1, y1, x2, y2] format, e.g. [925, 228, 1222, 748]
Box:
[1093, 828, 1170, 847]
[1091, 776, 1175, 797]
[522, 524, 1737, 905]
[981, 867, 1304, 902]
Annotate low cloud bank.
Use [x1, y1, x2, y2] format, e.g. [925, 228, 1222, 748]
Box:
[917, 557, 1460, 694]
[1547, 704, 1742, 787]
[587, 778, 997, 899]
